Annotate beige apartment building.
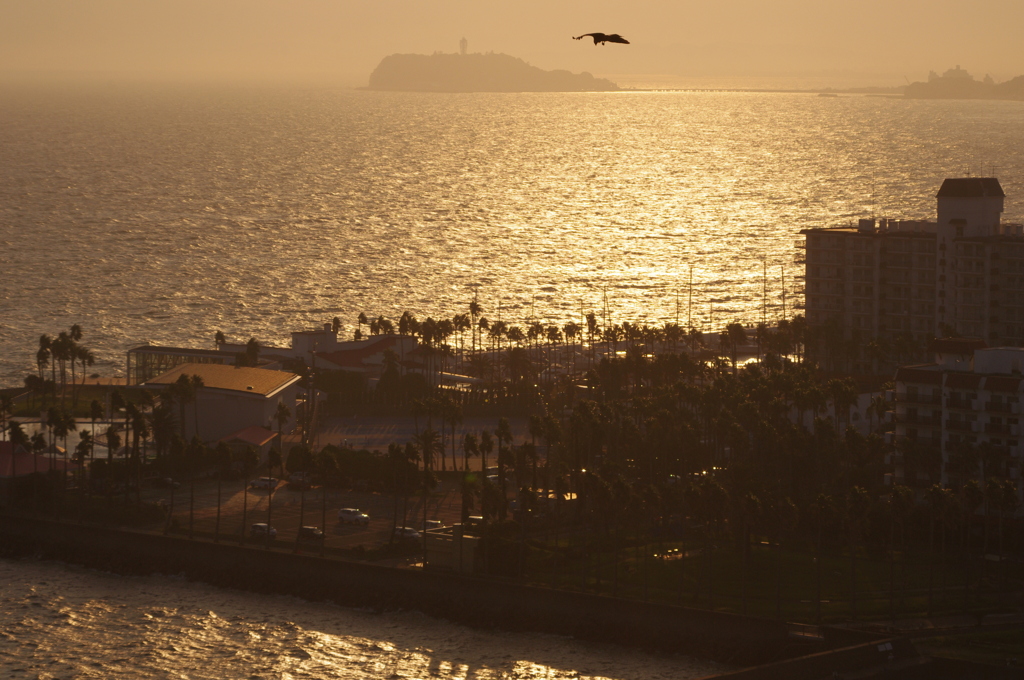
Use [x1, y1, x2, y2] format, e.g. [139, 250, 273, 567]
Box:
[801, 178, 1024, 371]
[889, 341, 1022, 499]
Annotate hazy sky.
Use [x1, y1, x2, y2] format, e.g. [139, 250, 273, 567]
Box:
[3, 0, 1023, 87]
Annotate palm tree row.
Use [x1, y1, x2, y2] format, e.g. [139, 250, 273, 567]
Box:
[34, 325, 97, 410]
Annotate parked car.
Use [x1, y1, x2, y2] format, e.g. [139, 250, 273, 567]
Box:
[288, 472, 312, 489]
[424, 519, 444, 531]
[297, 526, 324, 543]
[337, 508, 370, 525]
[249, 477, 279, 490]
[250, 523, 277, 539]
[393, 526, 421, 541]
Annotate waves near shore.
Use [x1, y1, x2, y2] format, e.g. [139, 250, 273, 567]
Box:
[0, 557, 724, 679]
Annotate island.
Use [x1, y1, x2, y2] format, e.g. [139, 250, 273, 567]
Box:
[366, 52, 620, 93]
[905, 65, 1024, 100]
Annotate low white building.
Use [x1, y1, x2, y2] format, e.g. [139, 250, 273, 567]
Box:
[143, 363, 301, 444]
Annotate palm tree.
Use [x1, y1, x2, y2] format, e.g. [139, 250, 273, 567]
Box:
[827, 378, 857, 433]
[36, 335, 52, 406]
[30, 431, 46, 512]
[441, 397, 463, 472]
[479, 430, 494, 473]
[74, 429, 93, 491]
[213, 441, 231, 542]
[496, 417, 513, 517]
[413, 428, 442, 534]
[189, 374, 205, 441]
[72, 345, 95, 406]
[452, 313, 471, 371]
[265, 447, 282, 548]
[274, 401, 291, 456]
[131, 401, 151, 504]
[313, 445, 335, 556]
[464, 432, 479, 522]
[103, 425, 121, 503]
[171, 374, 195, 439]
[563, 322, 581, 378]
[8, 421, 29, 506]
[50, 408, 75, 510]
[289, 444, 313, 553]
[720, 322, 747, 374]
[237, 445, 259, 544]
[51, 331, 73, 407]
[469, 297, 482, 355]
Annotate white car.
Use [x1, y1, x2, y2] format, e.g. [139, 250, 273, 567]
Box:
[249, 477, 278, 490]
[393, 527, 421, 541]
[337, 508, 370, 525]
[250, 523, 277, 538]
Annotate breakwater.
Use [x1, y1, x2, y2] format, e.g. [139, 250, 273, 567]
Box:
[0, 514, 876, 667]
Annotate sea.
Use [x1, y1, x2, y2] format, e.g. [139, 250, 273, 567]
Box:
[0, 556, 725, 679]
[1, 83, 1023, 677]
[1, 83, 1023, 386]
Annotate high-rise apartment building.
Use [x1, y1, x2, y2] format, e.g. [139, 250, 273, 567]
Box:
[890, 342, 1022, 497]
[801, 178, 1024, 362]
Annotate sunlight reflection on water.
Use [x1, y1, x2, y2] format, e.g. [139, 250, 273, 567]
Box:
[0, 86, 1022, 381]
[0, 558, 724, 679]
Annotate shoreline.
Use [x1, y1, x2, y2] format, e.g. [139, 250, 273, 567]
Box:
[0, 513, 871, 667]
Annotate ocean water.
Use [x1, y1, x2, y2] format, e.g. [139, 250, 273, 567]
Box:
[1, 84, 1023, 384]
[0, 557, 725, 679]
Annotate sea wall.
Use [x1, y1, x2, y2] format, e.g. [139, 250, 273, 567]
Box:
[0, 515, 861, 665]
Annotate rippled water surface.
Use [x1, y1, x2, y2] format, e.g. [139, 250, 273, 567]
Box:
[0, 558, 725, 679]
[1, 84, 1023, 382]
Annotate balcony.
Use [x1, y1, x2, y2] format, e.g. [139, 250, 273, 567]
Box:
[899, 394, 941, 406]
[945, 420, 976, 432]
[945, 397, 976, 409]
[985, 401, 1015, 413]
[985, 423, 1016, 435]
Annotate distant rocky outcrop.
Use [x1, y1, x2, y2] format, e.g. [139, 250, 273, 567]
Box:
[367, 52, 620, 93]
[905, 66, 1024, 100]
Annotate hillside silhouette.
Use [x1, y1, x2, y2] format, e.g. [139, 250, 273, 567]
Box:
[367, 52, 620, 93]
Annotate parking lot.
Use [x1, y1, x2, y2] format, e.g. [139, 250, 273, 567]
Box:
[146, 476, 467, 553]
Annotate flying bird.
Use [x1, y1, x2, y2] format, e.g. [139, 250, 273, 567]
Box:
[573, 33, 629, 46]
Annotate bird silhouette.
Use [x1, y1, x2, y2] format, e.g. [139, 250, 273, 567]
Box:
[573, 33, 629, 46]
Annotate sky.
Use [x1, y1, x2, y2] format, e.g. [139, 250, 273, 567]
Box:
[2, 0, 1023, 88]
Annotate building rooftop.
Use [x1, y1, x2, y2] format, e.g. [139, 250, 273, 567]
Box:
[316, 334, 404, 370]
[144, 363, 300, 397]
[936, 177, 1004, 198]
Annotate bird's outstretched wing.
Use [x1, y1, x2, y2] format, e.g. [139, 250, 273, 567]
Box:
[572, 32, 629, 45]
